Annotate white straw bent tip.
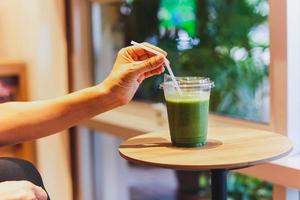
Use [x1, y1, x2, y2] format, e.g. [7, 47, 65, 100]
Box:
[130, 41, 168, 59]
[130, 40, 182, 95]
[130, 40, 171, 66]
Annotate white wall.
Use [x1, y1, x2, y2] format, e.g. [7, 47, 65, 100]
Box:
[0, 1, 72, 199]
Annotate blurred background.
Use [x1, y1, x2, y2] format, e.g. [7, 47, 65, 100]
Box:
[88, 1, 271, 199]
[0, 0, 299, 200]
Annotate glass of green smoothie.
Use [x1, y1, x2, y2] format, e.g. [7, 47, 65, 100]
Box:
[160, 74, 214, 147]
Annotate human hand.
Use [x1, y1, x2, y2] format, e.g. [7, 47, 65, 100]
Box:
[103, 43, 167, 105]
[0, 181, 48, 200]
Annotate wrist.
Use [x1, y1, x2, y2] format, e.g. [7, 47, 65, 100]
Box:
[97, 78, 125, 107]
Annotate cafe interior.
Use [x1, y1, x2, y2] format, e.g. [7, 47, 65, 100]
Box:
[0, 0, 300, 200]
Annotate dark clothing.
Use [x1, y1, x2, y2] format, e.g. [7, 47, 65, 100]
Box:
[0, 157, 50, 200]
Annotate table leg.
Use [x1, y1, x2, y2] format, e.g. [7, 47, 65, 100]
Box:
[211, 169, 228, 200]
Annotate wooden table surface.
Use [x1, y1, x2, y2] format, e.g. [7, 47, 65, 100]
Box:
[119, 127, 292, 170]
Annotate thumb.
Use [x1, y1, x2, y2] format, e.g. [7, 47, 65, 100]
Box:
[134, 55, 165, 74]
[33, 185, 48, 200]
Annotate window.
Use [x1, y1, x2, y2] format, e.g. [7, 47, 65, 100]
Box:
[91, 0, 270, 123]
[89, 0, 272, 199]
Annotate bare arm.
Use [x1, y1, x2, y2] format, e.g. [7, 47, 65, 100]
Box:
[0, 44, 166, 146]
[0, 83, 119, 145]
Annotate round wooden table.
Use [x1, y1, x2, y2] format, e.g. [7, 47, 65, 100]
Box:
[119, 127, 292, 200]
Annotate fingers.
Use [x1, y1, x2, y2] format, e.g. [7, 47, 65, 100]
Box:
[124, 43, 167, 61]
[137, 74, 145, 83]
[144, 65, 165, 79]
[137, 64, 165, 83]
[135, 55, 165, 74]
[126, 46, 149, 61]
[32, 184, 48, 200]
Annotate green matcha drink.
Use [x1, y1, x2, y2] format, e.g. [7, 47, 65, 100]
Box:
[166, 92, 210, 147]
[161, 74, 214, 147]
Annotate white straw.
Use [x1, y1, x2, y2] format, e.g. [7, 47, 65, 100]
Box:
[130, 41, 182, 95]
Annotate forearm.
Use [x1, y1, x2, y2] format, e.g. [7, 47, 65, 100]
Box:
[0, 43, 166, 146]
[0, 82, 121, 145]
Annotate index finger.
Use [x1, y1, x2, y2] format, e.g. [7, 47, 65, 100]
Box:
[126, 44, 167, 61]
[141, 42, 167, 56]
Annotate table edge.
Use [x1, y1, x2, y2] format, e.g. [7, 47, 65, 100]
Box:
[119, 145, 293, 171]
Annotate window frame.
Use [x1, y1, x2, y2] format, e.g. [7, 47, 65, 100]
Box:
[70, 0, 300, 199]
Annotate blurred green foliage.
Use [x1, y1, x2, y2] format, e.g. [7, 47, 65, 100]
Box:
[159, 0, 197, 36]
[228, 173, 272, 199]
[123, 0, 269, 122]
[121, 0, 271, 198]
[198, 172, 272, 199]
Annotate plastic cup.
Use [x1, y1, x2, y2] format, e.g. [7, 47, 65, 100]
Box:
[160, 74, 214, 147]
